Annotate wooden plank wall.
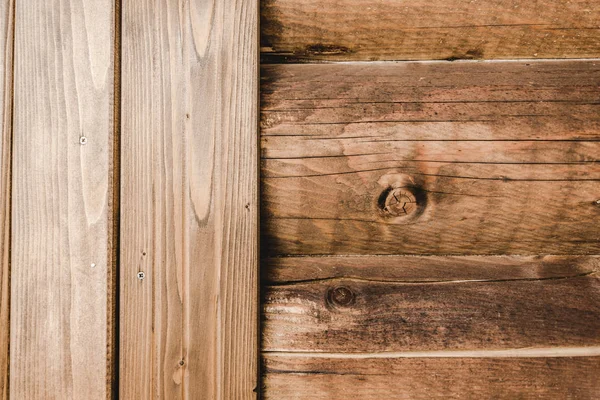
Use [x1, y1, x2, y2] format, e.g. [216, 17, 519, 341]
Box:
[260, 1, 600, 398]
[0, 1, 259, 400]
[119, 1, 258, 399]
[0, 0, 259, 400]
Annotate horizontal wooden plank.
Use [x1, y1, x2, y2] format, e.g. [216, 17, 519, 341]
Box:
[263, 256, 600, 352]
[264, 255, 600, 283]
[263, 354, 600, 399]
[261, 0, 600, 61]
[261, 61, 600, 255]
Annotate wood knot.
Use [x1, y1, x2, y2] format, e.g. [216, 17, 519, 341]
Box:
[378, 185, 427, 221]
[382, 188, 417, 217]
[327, 286, 355, 307]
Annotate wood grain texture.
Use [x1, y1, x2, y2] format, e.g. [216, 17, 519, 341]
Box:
[120, 0, 258, 399]
[261, 61, 600, 256]
[10, 0, 115, 398]
[261, 0, 600, 62]
[263, 354, 600, 399]
[264, 255, 600, 283]
[0, 0, 12, 398]
[263, 256, 600, 352]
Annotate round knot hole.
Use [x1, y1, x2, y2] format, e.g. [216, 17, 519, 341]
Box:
[327, 286, 355, 307]
[384, 188, 417, 216]
[377, 183, 427, 222]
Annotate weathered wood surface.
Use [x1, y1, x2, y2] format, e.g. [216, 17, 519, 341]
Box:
[120, 1, 258, 399]
[10, 0, 115, 398]
[261, 0, 600, 61]
[263, 256, 600, 352]
[263, 354, 600, 399]
[0, 0, 12, 398]
[264, 255, 600, 283]
[261, 61, 600, 256]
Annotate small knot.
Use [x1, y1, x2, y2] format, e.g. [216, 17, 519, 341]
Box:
[379, 187, 418, 217]
[327, 286, 355, 307]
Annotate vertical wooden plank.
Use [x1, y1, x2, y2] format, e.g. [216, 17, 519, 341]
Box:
[0, 0, 13, 398]
[120, 0, 258, 398]
[10, 0, 115, 398]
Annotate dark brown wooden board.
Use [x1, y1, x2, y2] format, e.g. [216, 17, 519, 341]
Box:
[261, 60, 600, 256]
[261, 0, 600, 62]
[263, 256, 600, 352]
[263, 355, 600, 399]
[264, 255, 600, 283]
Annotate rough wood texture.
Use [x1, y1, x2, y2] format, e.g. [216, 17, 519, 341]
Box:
[264, 255, 600, 283]
[261, 0, 600, 62]
[10, 1, 115, 398]
[0, 0, 12, 398]
[263, 256, 600, 352]
[261, 61, 600, 256]
[263, 355, 600, 399]
[120, 1, 258, 399]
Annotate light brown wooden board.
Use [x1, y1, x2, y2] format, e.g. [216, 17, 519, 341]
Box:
[261, 0, 600, 61]
[261, 61, 600, 256]
[263, 355, 600, 399]
[0, 0, 12, 398]
[10, 0, 115, 398]
[120, 1, 258, 399]
[263, 257, 600, 353]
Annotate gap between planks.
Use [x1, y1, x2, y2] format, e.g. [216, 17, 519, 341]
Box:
[265, 270, 597, 286]
[0, 0, 15, 399]
[262, 58, 600, 65]
[110, 0, 122, 397]
[264, 347, 600, 359]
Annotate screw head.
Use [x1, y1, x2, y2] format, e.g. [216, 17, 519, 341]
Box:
[137, 271, 146, 280]
[90, 263, 96, 268]
[327, 286, 355, 307]
[79, 136, 88, 145]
